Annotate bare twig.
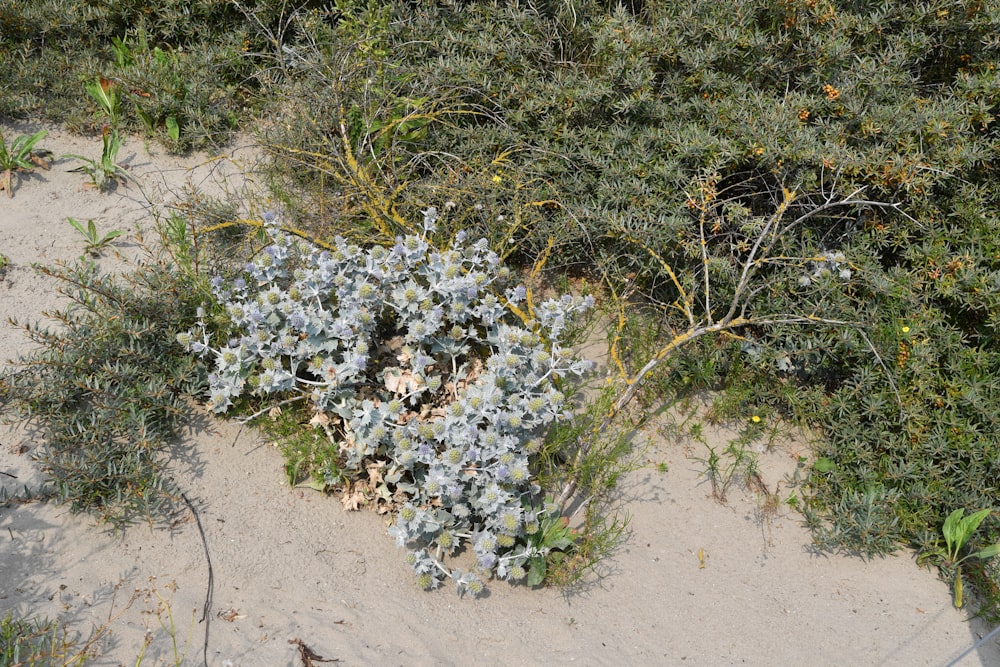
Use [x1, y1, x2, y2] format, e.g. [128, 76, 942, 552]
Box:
[557, 186, 908, 509]
[181, 492, 214, 667]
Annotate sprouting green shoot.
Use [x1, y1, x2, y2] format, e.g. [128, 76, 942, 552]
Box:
[67, 217, 123, 256]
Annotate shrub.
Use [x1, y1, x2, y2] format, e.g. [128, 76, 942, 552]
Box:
[0, 0, 313, 148]
[213, 0, 1000, 609]
[365, 0, 1000, 614]
[179, 210, 594, 594]
[1, 227, 210, 526]
[0, 612, 79, 666]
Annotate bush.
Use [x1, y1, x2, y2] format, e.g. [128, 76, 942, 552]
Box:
[335, 0, 1000, 612]
[179, 210, 594, 593]
[0, 0, 326, 148]
[1, 227, 210, 525]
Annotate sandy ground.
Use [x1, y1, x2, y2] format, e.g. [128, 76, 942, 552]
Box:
[2, 122, 999, 666]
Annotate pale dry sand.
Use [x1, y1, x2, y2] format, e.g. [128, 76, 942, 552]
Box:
[2, 122, 998, 666]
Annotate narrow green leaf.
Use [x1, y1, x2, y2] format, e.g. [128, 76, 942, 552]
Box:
[67, 217, 89, 238]
[971, 543, 1000, 561]
[136, 109, 154, 133]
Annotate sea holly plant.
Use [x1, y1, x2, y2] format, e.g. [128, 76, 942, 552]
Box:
[922, 509, 1000, 609]
[178, 209, 594, 595]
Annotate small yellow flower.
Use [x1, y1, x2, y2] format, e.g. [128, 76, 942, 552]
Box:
[901, 326, 911, 333]
[750, 415, 761, 423]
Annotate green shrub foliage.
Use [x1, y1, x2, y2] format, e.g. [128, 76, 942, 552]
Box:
[2, 253, 208, 525]
[0, 0, 336, 147]
[302, 0, 1000, 611]
[5, 0, 1000, 610]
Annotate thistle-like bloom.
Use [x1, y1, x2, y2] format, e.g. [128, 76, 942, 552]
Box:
[422, 206, 438, 233]
[500, 508, 522, 534]
[207, 387, 234, 412]
[465, 576, 485, 596]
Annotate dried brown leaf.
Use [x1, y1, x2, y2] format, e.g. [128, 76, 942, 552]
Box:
[340, 482, 365, 511]
[366, 462, 385, 486]
[29, 153, 51, 170]
[384, 368, 423, 395]
[219, 608, 244, 622]
[308, 411, 331, 428]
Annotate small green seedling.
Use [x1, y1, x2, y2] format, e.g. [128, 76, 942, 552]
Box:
[135, 109, 181, 143]
[110, 36, 135, 69]
[65, 126, 130, 191]
[85, 76, 121, 127]
[525, 506, 579, 587]
[937, 508, 1000, 608]
[0, 129, 49, 197]
[67, 217, 123, 256]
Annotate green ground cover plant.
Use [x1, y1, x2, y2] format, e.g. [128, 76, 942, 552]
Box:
[65, 217, 124, 257]
[0, 611, 80, 666]
[63, 77, 132, 190]
[64, 126, 130, 191]
[0, 0, 308, 149]
[921, 508, 1000, 609]
[1, 223, 210, 525]
[3, 0, 1000, 621]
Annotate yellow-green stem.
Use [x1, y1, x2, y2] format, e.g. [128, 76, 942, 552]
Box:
[954, 564, 964, 608]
